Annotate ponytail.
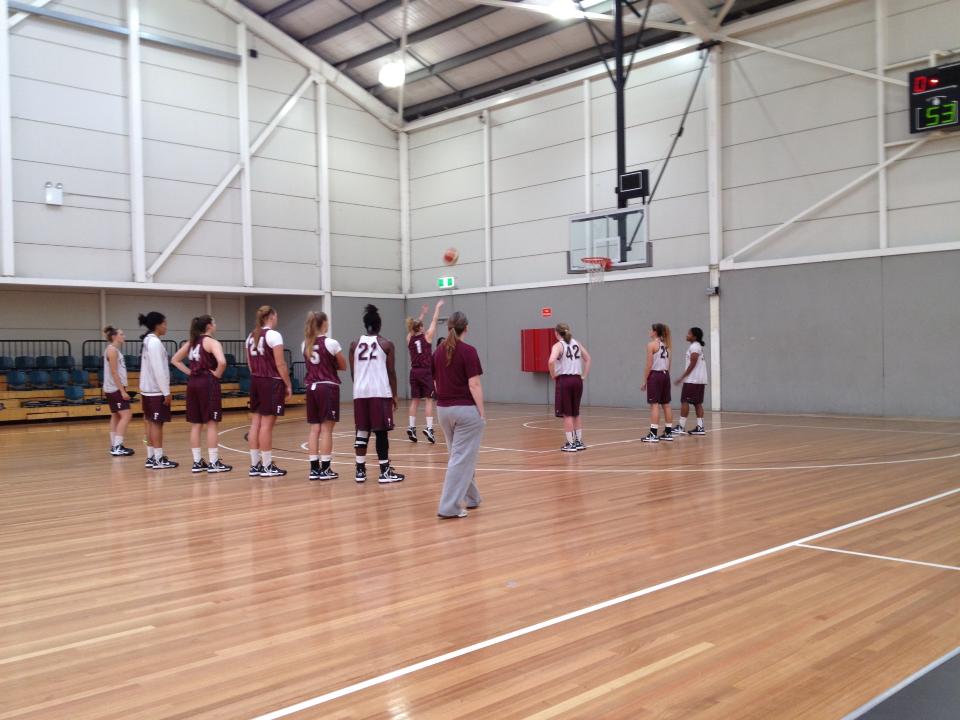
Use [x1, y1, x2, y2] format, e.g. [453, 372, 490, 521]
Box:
[652, 322, 672, 351]
[138, 311, 165, 340]
[406, 317, 423, 335]
[555, 323, 572, 343]
[251, 305, 275, 345]
[190, 315, 213, 345]
[304, 311, 327, 358]
[103, 325, 118, 342]
[443, 311, 469, 366]
[690, 326, 705, 347]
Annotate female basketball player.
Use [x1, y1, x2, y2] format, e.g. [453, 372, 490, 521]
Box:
[102, 325, 134, 457]
[406, 299, 444, 444]
[673, 327, 707, 436]
[139, 311, 178, 468]
[171, 315, 232, 474]
[548, 322, 592, 452]
[640, 322, 674, 443]
[303, 311, 346, 481]
[350, 305, 403, 484]
[434, 311, 484, 519]
[246, 306, 292, 478]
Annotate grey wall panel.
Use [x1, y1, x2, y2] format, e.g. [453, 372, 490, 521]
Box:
[15, 202, 128, 250]
[12, 76, 125, 134]
[409, 131, 482, 178]
[327, 104, 396, 149]
[330, 170, 399, 210]
[251, 124, 316, 165]
[326, 86, 361, 112]
[888, 204, 960, 249]
[254, 260, 321, 290]
[11, 34, 125, 96]
[332, 266, 402, 294]
[331, 234, 400, 270]
[887, 0, 960, 64]
[492, 103, 583, 160]
[252, 191, 317, 232]
[410, 165, 482, 210]
[331, 296, 407, 401]
[410, 197, 482, 239]
[14, 160, 129, 206]
[887, 150, 960, 211]
[141, 44, 235, 84]
[144, 103, 238, 153]
[16, 244, 132, 281]
[13, 12, 126, 56]
[591, 111, 706, 172]
[586, 273, 710, 408]
[726, 1, 870, 57]
[141, 64, 236, 118]
[145, 140, 235, 186]
[144, 178, 239, 224]
[490, 84, 582, 125]
[880, 250, 960, 417]
[720, 259, 884, 414]
[152, 253, 243, 286]
[409, 116, 481, 148]
[592, 70, 705, 136]
[141, 0, 236, 47]
[725, 212, 878, 261]
[145, 215, 239, 258]
[253, 227, 319, 264]
[330, 203, 399, 241]
[649, 234, 709, 270]
[492, 254, 569, 286]
[249, 90, 314, 132]
[13, 119, 128, 173]
[648, 193, 708, 241]
[411, 262, 485, 293]
[491, 140, 582, 194]
[250, 156, 317, 199]
[329, 137, 398, 179]
[492, 216, 568, 260]
[412, 231, 484, 266]
[492, 177, 581, 228]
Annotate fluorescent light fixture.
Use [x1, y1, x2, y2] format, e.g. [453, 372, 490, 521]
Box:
[545, 0, 607, 19]
[378, 60, 406, 88]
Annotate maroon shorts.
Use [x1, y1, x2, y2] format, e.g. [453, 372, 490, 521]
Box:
[646, 370, 671, 405]
[409, 367, 435, 399]
[680, 383, 705, 405]
[353, 397, 394, 432]
[186, 375, 222, 424]
[105, 390, 130, 413]
[141, 395, 171, 424]
[250, 377, 286, 417]
[307, 383, 340, 424]
[554, 374, 583, 418]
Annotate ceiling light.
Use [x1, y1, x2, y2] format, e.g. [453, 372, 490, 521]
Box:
[544, 0, 607, 20]
[378, 60, 406, 88]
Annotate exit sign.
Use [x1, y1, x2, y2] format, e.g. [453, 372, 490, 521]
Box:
[437, 276, 455, 289]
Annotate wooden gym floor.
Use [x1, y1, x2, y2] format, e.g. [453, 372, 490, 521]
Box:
[2, 404, 959, 719]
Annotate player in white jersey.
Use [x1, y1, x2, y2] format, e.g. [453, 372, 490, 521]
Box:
[641, 322, 675, 443]
[673, 327, 708, 436]
[349, 304, 404, 484]
[548, 323, 592, 452]
[102, 325, 135, 457]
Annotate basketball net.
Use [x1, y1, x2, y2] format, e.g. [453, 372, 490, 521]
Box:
[582, 257, 612, 286]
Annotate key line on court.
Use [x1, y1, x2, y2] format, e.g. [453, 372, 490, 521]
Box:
[250, 485, 960, 720]
[796, 544, 960, 572]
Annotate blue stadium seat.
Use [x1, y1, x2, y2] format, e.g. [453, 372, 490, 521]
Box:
[71, 369, 91, 387]
[82, 355, 100, 372]
[64, 385, 85, 403]
[6, 370, 27, 390]
[224, 353, 237, 366]
[51, 370, 70, 388]
[292, 377, 305, 394]
[36, 355, 56, 370]
[238, 377, 251, 394]
[221, 365, 238, 382]
[56, 355, 75, 369]
[170, 366, 188, 384]
[29, 370, 52, 389]
[124, 353, 141, 371]
[0, 356, 13, 373]
[235, 365, 250, 379]
[15, 356, 36, 370]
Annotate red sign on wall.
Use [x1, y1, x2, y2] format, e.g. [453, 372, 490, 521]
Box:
[541, 307, 553, 318]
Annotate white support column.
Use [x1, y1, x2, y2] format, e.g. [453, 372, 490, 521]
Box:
[875, 0, 888, 249]
[482, 109, 492, 288]
[127, 0, 145, 282]
[0, 0, 13, 277]
[582, 79, 592, 213]
[399, 131, 411, 294]
[706, 46, 722, 411]
[237, 23, 253, 287]
[315, 76, 332, 295]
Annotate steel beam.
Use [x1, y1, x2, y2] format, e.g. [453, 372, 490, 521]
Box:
[664, 0, 716, 40]
[299, 0, 401, 46]
[238, 23, 253, 287]
[9, 0, 56, 30]
[263, 0, 313, 22]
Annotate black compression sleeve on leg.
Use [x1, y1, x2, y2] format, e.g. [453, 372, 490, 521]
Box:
[374, 430, 389, 462]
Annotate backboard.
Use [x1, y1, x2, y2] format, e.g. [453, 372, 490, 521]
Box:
[567, 206, 652, 273]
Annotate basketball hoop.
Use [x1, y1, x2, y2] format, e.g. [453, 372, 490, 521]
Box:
[582, 256, 612, 285]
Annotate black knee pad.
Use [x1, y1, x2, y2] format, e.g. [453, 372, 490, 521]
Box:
[354, 430, 369, 449]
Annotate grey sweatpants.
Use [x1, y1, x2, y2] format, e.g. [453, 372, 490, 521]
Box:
[437, 405, 484, 517]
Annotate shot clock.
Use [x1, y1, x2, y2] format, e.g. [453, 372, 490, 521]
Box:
[909, 61, 960, 133]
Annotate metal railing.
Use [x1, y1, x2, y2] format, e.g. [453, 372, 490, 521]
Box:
[0, 339, 72, 359]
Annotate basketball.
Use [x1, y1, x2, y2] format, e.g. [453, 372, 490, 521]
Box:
[443, 248, 459, 265]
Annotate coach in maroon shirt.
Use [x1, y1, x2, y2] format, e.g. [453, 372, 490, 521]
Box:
[433, 311, 485, 518]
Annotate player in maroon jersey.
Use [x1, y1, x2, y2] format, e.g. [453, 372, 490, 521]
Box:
[302, 311, 347, 481]
[171, 315, 232, 474]
[405, 299, 444, 444]
[246, 305, 292, 478]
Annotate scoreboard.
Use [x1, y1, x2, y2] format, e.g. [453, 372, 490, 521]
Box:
[909, 61, 960, 133]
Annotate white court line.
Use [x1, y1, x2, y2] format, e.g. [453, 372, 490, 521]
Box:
[525, 424, 759, 452]
[796, 544, 960, 572]
[250, 486, 960, 720]
[841, 644, 960, 720]
[523, 418, 960, 437]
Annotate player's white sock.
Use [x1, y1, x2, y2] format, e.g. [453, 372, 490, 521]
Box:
[209, 448, 219, 464]
[192, 448, 202, 463]
[115, 435, 123, 448]
[110, 432, 116, 447]
[650, 424, 659, 433]
[408, 416, 416, 428]
[426, 416, 433, 429]
[678, 417, 686, 429]
[355, 456, 365, 464]
[321, 455, 331, 462]
[697, 417, 704, 428]
[262, 451, 272, 467]
[147, 445, 155, 458]
[250, 449, 261, 466]
[154, 447, 164, 460]
[575, 429, 582, 441]
[309, 455, 319, 462]
[565, 431, 574, 444]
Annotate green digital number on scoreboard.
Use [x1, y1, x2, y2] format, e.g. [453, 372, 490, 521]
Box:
[909, 62, 960, 134]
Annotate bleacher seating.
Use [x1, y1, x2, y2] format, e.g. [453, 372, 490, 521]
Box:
[82, 355, 100, 372]
[64, 386, 85, 403]
[292, 376, 305, 394]
[51, 370, 70, 388]
[0, 356, 13, 374]
[36, 355, 56, 370]
[221, 365, 238, 382]
[71, 369, 92, 387]
[238, 377, 251, 394]
[224, 353, 237, 366]
[236, 365, 251, 379]
[56, 355, 75, 369]
[170, 366, 188, 384]
[7, 370, 27, 390]
[16, 356, 36, 370]
[124, 353, 141, 371]
[29, 370, 52, 389]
